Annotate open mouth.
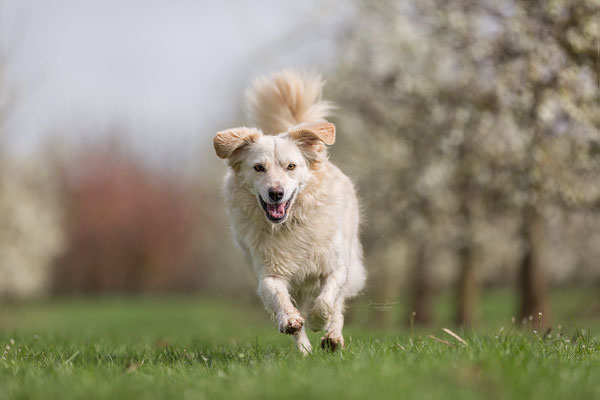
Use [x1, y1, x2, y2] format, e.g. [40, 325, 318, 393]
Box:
[259, 191, 295, 223]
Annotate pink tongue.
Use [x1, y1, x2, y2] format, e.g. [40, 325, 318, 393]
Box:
[267, 202, 286, 218]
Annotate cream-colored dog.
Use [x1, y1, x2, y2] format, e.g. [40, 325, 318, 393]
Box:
[213, 70, 366, 353]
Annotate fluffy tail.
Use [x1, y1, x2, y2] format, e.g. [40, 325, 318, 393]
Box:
[245, 69, 334, 134]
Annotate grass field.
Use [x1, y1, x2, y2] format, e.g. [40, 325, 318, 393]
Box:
[1, 289, 599, 400]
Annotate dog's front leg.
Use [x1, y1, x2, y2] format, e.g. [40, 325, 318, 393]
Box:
[258, 276, 304, 335]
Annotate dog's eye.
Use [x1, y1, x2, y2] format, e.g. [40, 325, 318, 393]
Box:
[287, 163, 296, 171]
[253, 164, 265, 172]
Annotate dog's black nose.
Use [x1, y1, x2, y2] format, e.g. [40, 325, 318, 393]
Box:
[268, 187, 284, 202]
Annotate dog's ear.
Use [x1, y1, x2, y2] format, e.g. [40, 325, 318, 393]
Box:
[214, 127, 261, 159]
[288, 121, 335, 162]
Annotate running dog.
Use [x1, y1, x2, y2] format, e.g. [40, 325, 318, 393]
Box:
[213, 70, 366, 353]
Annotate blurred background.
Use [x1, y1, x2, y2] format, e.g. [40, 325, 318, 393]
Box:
[0, 0, 598, 329]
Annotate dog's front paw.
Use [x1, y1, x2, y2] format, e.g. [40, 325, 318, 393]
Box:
[278, 314, 304, 335]
[320, 333, 344, 351]
[307, 298, 333, 331]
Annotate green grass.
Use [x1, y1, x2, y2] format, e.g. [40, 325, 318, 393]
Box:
[1, 290, 599, 400]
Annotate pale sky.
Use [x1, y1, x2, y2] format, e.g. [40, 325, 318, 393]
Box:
[0, 0, 343, 163]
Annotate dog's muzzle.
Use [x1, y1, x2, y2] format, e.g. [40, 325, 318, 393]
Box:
[259, 191, 295, 223]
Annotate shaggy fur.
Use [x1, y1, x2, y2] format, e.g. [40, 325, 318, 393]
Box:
[214, 70, 366, 353]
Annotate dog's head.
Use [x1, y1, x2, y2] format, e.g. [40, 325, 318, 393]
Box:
[214, 121, 335, 224]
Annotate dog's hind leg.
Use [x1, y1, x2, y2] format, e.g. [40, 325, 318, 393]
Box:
[320, 297, 345, 351]
[293, 326, 312, 355]
[307, 266, 347, 331]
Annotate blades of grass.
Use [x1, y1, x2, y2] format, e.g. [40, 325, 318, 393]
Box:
[58, 350, 80, 368]
[428, 335, 454, 347]
[442, 328, 468, 345]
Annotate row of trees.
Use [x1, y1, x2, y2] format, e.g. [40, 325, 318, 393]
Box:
[0, 52, 246, 299]
[0, 22, 247, 297]
[330, 0, 599, 326]
[0, 136, 243, 298]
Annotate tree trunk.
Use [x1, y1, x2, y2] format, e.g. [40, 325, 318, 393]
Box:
[518, 205, 551, 325]
[455, 161, 479, 327]
[410, 241, 433, 325]
[453, 109, 482, 327]
[456, 241, 478, 327]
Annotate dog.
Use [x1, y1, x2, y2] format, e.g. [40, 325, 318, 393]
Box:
[213, 70, 366, 353]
